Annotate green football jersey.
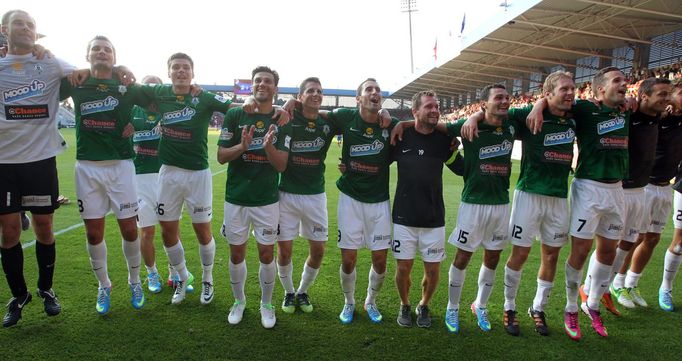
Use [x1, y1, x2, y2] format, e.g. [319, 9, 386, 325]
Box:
[572, 99, 629, 181]
[327, 108, 398, 203]
[218, 107, 292, 207]
[279, 110, 338, 195]
[61, 78, 146, 161]
[138, 85, 232, 170]
[447, 118, 517, 205]
[510, 106, 575, 198]
[131, 106, 161, 174]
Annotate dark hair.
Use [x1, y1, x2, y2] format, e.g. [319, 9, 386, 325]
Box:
[480, 84, 506, 102]
[299, 77, 321, 95]
[87, 35, 115, 56]
[167, 52, 194, 70]
[357, 78, 378, 96]
[252, 66, 279, 86]
[639, 77, 671, 97]
[592, 66, 622, 89]
[411, 90, 437, 110]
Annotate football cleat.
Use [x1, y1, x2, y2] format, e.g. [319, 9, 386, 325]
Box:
[528, 307, 549, 336]
[281, 293, 296, 314]
[147, 272, 162, 294]
[471, 303, 491, 332]
[3, 292, 32, 327]
[611, 285, 635, 309]
[397, 304, 412, 327]
[563, 311, 581, 341]
[415, 304, 431, 328]
[296, 293, 313, 313]
[364, 303, 383, 323]
[630, 287, 648, 307]
[444, 308, 460, 333]
[171, 273, 194, 305]
[581, 303, 608, 337]
[200, 282, 214, 305]
[228, 300, 246, 325]
[129, 283, 145, 309]
[37, 288, 61, 316]
[600, 292, 620, 316]
[503, 309, 520, 336]
[96, 287, 111, 315]
[260, 303, 276, 329]
[339, 303, 355, 324]
[659, 288, 674, 312]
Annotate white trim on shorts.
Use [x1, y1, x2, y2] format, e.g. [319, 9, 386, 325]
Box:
[509, 189, 568, 248]
[277, 191, 328, 242]
[75, 159, 138, 220]
[392, 224, 445, 262]
[336, 192, 392, 251]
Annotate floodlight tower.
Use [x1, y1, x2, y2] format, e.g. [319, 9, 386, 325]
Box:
[401, 0, 418, 73]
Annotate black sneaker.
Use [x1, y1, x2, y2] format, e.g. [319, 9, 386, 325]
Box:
[415, 304, 432, 328]
[296, 292, 313, 313]
[37, 288, 61, 316]
[397, 304, 412, 327]
[20, 212, 31, 231]
[281, 293, 296, 314]
[504, 309, 520, 336]
[3, 292, 32, 327]
[528, 307, 549, 336]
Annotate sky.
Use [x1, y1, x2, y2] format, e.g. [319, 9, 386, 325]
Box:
[4, 0, 517, 92]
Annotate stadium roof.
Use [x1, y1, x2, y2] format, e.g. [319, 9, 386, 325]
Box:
[390, 0, 682, 99]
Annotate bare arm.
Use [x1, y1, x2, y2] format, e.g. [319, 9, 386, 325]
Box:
[217, 125, 254, 164]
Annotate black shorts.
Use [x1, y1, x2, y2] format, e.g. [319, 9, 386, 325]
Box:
[0, 157, 60, 215]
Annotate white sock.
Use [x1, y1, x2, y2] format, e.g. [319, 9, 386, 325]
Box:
[199, 238, 215, 284]
[475, 265, 496, 309]
[277, 261, 295, 294]
[339, 266, 356, 305]
[613, 273, 626, 289]
[259, 261, 276, 304]
[625, 270, 642, 288]
[607, 247, 629, 290]
[297, 263, 319, 294]
[229, 260, 247, 302]
[587, 258, 611, 310]
[583, 251, 597, 295]
[365, 267, 386, 305]
[164, 241, 188, 281]
[565, 261, 583, 313]
[87, 241, 111, 288]
[168, 263, 178, 279]
[145, 264, 158, 275]
[503, 265, 522, 311]
[448, 264, 466, 310]
[662, 249, 682, 290]
[122, 237, 142, 284]
[533, 278, 554, 312]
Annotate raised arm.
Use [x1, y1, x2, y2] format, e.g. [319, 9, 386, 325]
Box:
[217, 125, 254, 164]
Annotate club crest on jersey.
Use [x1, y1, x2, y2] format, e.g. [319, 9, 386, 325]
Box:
[350, 139, 384, 156]
[322, 124, 330, 135]
[479, 139, 512, 159]
[34, 64, 43, 74]
[162, 106, 196, 125]
[191, 97, 200, 105]
[543, 128, 575, 146]
[382, 129, 389, 140]
[3, 80, 46, 103]
[118, 85, 127, 95]
[214, 94, 228, 103]
[597, 116, 625, 135]
[292, 137, 325, 152]
[81, 96, 119, 115]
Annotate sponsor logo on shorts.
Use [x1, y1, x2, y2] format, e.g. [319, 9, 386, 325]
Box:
[597, 117, 626, 135]
[81, 96, 119, 115]
[219, 128, 234, 141]
[21, 195, 52, 207]
[262, 229, 276, 236]
[3, 80, 46, 102]
[162, 107, 196, 125]
[541, 150, 573, 165]
[651, 220, 664, 226]
[479, 140, 512, 159]
[4, 104, 49, 120]
[292, 155, 321, 167]
[492, 234, 505, 241]
[292, 137, 325, 152]
[373, 235, 391, 242]
[312, 226, 328, 236]
[478, 163, 510, 176]
[426, 247, 445, 255]
[628, 228, 639, 236]
[543, 128, 575, 146]
[193, 206, 212, 214]
[608, 224, 623, 231]
[350, 140, 384, 156]
[598, 136, 628, 149]
[119, 201, 139, 212]
[553, 232, 568, 240]
[133, 127, 161, 142]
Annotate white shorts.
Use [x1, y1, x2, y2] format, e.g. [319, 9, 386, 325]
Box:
[75, 160, 138, 220]
[448, 202, 510, 253]
[569, 178, 625, 240]
[337, 192, 392, 251]
[157, 165, 212, 223]
[620, 188, 646, 243]
[673, 191, 682, 229]
[509, 190, 569, 248]
[222, 201, 279, 246]
[135, 173, 159, 228]
[277, 191, 328, 242]
[392, 224, 445, 262]
[644, 183, 672, 234]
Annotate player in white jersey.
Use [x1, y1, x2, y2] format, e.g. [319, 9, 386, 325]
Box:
[0, 9, 74, 327]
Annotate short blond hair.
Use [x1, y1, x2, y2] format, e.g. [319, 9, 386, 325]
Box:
[543, 71, 574, 94]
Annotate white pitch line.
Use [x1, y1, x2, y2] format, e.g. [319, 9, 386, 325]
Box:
[16, 167, 228, 252]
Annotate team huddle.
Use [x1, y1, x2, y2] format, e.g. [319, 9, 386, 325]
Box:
[2, 9, 682, 341]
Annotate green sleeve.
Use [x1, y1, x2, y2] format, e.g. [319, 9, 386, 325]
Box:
[389, 117, 400, 131]
[275, 123, 292, 152]
[204, 91, 233, 112]
[446, 119, 465, 137]
[218, 108, 240, 147]
[571, 99, 595, 119]
[327, 108, 354, 129]
[507, 106, 530, 135]
[127, 84, 153, 108]
[59, 78, 72, 101]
